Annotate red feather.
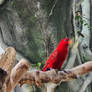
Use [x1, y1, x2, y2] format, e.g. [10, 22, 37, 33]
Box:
[42, 38, 70, 71]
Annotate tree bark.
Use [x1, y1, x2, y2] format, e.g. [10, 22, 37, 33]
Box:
[18, 61, 92, 87]
[0, 47, 30, 92]
[6, 59, 30, 92]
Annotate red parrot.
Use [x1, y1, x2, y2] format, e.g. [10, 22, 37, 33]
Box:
[42, 38, 71, 71]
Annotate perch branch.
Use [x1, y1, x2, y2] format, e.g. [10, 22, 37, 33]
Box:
[18, 61, 92, 86]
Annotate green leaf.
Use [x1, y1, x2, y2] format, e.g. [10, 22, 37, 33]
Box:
[80, 20, 83, 24]
[75, 15, 80, 20]
[37, 62, 41, 67]
[82, 55, 86, 62]
[84, 23, 88, 26]
[77, 31, 84, 38]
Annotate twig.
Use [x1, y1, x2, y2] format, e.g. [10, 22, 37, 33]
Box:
[49, 0, 58, 17]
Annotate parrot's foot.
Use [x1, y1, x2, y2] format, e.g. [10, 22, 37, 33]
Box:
[45, 68, 53, 71]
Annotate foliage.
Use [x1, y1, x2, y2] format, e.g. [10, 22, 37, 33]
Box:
[31, 62, 42, 69]
[75, 12, 92, 31]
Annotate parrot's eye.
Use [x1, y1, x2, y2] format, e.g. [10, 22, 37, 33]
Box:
[64, 39, 68, 41]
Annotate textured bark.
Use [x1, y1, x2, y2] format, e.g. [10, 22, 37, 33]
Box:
[0, 47, 16, 92]
[0, 47, 30, 92]
[6, 59, 30, 92]
[0, 47, 16, 74]
[18, 61, 92, 87]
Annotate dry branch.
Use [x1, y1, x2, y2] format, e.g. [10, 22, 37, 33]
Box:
[0, 47, 30, 92]
[6, 59, 30, 92]
[0, 47, 16, 74]
[0, 47, 16, 92]
[18, 61, 92, 86]
[0, 47, 92, 92]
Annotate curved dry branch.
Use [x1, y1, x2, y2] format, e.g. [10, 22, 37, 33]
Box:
[18, 61, 92, 87]
[6, 59, 30, 92]
[0, 47, 31, 92]
[0, 47, 16, 74]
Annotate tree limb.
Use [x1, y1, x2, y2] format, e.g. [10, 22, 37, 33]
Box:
[6, 59, 30, 92]
[18, 61, 92, 87]
[0, 47, 31, 92]
[0, 47, 16, 92]
[0, 47, 92, 92]
[0, 47, 16, 74]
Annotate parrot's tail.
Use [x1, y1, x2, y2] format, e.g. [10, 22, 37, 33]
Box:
[42, 63, 50, 71]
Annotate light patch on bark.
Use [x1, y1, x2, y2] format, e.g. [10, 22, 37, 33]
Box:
[80, 0, 90, 54]
[44, 83, 57, 92]
[78, 0, 92, 92]
[0, 0, 4, 5]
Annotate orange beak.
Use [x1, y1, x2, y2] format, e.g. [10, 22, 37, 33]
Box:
[68, 40, 72, 45]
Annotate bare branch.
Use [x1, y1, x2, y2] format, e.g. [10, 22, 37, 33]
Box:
[18, 61, 92, 87]
[49, 0, 58, 17]
[6, 59, 30, 92]
[0, 47, 16, 74]
[0, 47, 16, 92]
[0, 47, 92, 92]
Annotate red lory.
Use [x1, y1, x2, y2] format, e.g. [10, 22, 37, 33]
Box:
[42, 38, 71, 71]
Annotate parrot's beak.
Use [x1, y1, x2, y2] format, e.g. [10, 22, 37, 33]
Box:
[68, 40, 72, 46]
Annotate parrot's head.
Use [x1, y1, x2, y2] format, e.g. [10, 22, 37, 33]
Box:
[57, 38, 72, 50]
[61, 38, 72, 47]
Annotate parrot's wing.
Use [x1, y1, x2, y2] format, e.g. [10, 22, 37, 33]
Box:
[42, 49, 58, 71]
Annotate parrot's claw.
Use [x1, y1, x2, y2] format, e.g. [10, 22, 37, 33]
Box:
[45, 68, 53, 71]
[61, 69, 71, 74]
